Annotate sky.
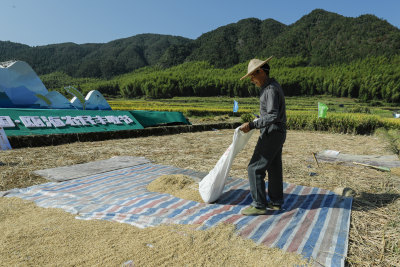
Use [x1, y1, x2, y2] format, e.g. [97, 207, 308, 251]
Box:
[1, 0, 400, 47]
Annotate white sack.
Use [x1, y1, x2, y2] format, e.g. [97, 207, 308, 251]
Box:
[199, 127, 254, 203]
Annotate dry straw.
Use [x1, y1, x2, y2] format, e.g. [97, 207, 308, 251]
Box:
[1, 128, 399, 266]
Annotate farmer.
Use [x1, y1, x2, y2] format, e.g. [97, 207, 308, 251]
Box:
[239, 56, 287, 216]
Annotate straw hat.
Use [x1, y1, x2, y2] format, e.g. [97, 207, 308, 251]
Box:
[240, 56, 273, 80]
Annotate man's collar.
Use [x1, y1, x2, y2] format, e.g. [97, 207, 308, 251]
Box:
[261, 77, 273, 88]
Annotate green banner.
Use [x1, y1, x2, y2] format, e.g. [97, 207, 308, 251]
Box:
[0, 108, 144, 136]
[129, 110, 190, 127]
[318, 102, 328, 118]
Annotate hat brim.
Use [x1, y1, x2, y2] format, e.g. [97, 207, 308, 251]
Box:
[240, 56, 274, 80]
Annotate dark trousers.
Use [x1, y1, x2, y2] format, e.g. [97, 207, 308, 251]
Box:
[247, 129, 286, 209]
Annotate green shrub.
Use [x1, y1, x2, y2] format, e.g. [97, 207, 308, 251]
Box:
[241, 113, 256, 123]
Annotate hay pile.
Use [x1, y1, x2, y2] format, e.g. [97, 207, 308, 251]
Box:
[147, 174, 203, 202]
[0, 197, 310, 266]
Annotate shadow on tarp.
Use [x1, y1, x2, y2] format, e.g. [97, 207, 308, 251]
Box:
[217, 188, 353, 212]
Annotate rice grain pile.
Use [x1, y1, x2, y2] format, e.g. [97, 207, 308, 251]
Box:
[147, 174, 203, 202]
[0, 197, 311, 266]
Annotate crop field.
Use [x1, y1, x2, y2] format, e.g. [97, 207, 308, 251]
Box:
[108, 96, 398, 117]
[108, 96, 400, 135]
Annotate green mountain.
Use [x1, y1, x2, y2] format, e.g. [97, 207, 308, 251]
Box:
[270, 9, 400, 65]
[0, 34, 192, 78]
[186, 18, 287, 68]
[1, 9, 399, 78]
[186, 9, 400, 67]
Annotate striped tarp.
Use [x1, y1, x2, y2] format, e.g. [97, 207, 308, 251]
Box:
[3, 161, 352, 266]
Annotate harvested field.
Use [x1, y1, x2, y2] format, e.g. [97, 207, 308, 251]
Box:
[1, 129, 400, 266]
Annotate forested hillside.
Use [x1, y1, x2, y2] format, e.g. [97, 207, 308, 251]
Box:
[0, 35, 192, 78]
[40, 55, 400, 103]
[1, 9, 400, 78]
[192, 9, 400, 67]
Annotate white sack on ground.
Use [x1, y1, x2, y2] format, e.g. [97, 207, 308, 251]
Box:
[199, 127, 254, 203]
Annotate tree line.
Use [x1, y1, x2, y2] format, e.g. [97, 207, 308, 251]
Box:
[41, 56, 400, 103]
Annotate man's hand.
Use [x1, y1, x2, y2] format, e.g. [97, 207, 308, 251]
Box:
[240, 122, 251, 133]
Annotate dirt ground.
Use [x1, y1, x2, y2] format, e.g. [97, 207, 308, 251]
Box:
[1, 129, 399, 266]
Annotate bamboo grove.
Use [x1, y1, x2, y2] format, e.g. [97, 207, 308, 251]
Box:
[41, 55, 400, 103]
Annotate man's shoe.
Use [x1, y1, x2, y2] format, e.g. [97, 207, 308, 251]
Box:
[241, 206, 266, 216]
[267, 202, 282, 211]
